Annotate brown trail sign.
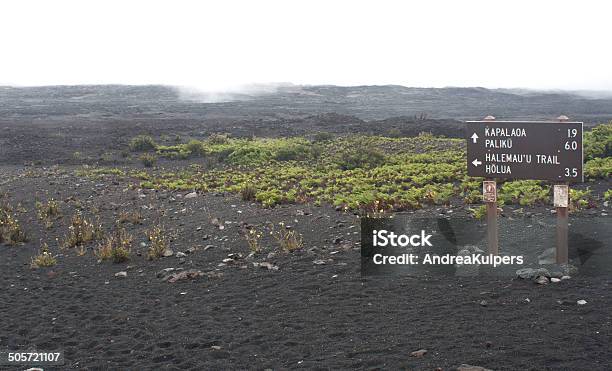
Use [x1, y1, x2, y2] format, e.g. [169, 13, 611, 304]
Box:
[466, 121, 583, 182]
[466, 117, 584, 264]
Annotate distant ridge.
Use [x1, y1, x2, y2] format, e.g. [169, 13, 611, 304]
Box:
[1, 84, 611, 123]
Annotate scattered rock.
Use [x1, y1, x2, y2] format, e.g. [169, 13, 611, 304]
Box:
[184, 192, 197, 199]
[115, 271, 127, 278]
[560, 264, 579, 276]
[175, 251, 187, 258]
[162, 248, 174, 257]
[410, 349, 428, 358]
[535, 276, 549, 285]
[549, 271, 564, 279]
[313, 259, 328, 265]
[550, 277, 561, 283]
[164, 269, 204, 283]
[577, 299, 587, 305]
[156, 267, 177, 278]
[516, 267, 550, 280]
[561, 275, 571, 280]
[211, 345, 222, 350]
[253, 262, 279, 271]
[456, 364, 492, 371]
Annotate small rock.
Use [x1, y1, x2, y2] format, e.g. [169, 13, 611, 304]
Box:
[140, 242, 147, 248]
[204, 244, 215, 251]
[516, 267, 550, 280]
[535, 276, 549, 285]
[115, 271, 127, 278]
[479, 300, 487, 307]
[410, 349, 428, 358]
[253, 262, 279, 271]
[176, 252, 187, 258]
[456, 365, 492, 371]
[577, 299, 587, 305]
[549, 271, 564, 279]
[561, 275, 571, 280]
[550, 277, 561, 283]
[211, 345, 222, 350]
[165, 269, 204, 283]
[162, 248, 174, 257]
[313, 259, 328, 265]
[184, 192, 197, 199]
[560, 264, 579, 276]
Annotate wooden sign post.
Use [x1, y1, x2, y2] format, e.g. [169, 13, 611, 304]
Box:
[483, 115, 498, 255]
[466, 115, 583, 258]
[555, 115, 570, 264]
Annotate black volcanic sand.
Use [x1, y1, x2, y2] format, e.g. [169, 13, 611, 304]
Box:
[1, 167, 611, 370]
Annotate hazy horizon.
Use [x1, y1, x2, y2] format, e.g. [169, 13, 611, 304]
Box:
[2, 1, 612, 92]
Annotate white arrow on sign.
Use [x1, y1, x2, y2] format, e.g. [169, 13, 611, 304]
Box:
[471, 133, 479, 143]
[472, 159, 482, 167]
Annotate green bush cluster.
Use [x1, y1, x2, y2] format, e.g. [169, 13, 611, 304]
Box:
[129, 135, 157, 152]
[584, 122, 612, 160]
[113, 131, 609, 212]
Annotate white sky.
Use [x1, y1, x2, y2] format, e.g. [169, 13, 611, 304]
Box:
[1, 0, 611, 92]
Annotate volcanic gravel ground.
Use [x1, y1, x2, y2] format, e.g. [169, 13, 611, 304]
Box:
[0, 168, 611, 370]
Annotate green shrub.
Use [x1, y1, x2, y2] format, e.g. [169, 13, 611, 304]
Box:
[569, 189, 592, 211]
[312, 132, 334, 142]
[500, 180, 549, 206]
[584, 157, 612, 179]
[337, 147, 385, 170]
[471, 205, 487, 220]
[584, 122, 612, 160]
[273, 143, 312, 161]
[185, 140, 207, 157]
[129, 135, 157, 152]
[139, 153, 157, 167]
[208, 133, 230, 145]
[256, 189, 284, 207]
[604, 189, 612, 201]
[228, 146, 272, 166]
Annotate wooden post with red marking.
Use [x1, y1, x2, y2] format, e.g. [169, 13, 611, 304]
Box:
[483, 115, 499, 255]
[555, 115, 570, 264]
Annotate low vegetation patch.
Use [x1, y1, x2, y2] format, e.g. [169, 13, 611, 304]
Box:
[31, 243, 57, 268]
[62, 212, 104, 248]
[139, 153, 157, 167]
[271, 222, 303, 252]
[116, 131, 611, 212]
[244, 228, 263, 253]
[146, 225, 168, 260]
[36, 199, 61, 228]
[0, 207, 27, 245]
[129, 135, 157, 152]
[96, 228, 132, 263]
